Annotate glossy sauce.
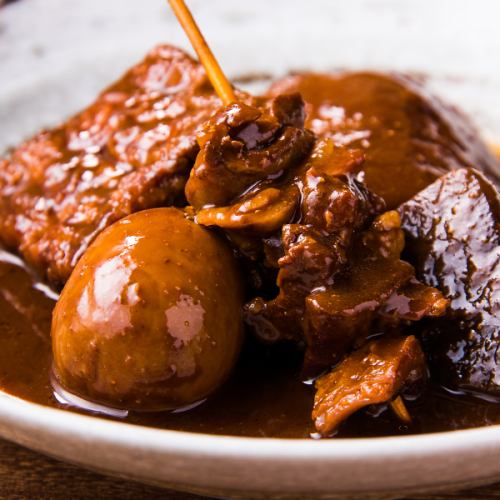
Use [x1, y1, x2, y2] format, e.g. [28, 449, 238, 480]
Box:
[268, 73, 500, 209]
[0, 250, 499, 438]
[1, 61, 499, 437]
[0, 46, 223, 286]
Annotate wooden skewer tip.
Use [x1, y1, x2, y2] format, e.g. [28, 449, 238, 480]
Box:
[390, 396, 412, 424]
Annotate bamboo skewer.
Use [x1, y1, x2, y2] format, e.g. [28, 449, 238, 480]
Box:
[168, 0, 236, 106]
[390, 396, 412, 425]
[167, 0, 412, 428]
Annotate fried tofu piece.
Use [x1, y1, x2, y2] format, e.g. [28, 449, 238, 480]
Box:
[0, 45, 222, 285]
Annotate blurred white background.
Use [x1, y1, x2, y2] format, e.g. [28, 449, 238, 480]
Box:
[1, 0, 500, 149]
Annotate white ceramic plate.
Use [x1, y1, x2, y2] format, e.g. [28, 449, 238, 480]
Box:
[0, 393, 499, 499]
[0, 0, 499, 497]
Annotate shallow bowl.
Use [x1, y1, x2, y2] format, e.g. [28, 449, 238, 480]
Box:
[0, 0, 499, 497]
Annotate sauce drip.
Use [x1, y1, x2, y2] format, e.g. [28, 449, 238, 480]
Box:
[0, 250, 498, 438]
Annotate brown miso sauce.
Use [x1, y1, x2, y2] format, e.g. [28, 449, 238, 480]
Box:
[0, 250, 499, 439]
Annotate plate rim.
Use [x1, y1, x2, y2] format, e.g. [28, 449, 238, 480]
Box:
[1, 391, 499, 456]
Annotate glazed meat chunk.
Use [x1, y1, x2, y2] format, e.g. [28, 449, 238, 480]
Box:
[245, 143, 384, 347]
[186, 93, 314, 210]
[0, 45, 224, 286]
[313, 336, 427, 436]
[399, 168, 500, 395]
[268, 72, 499, 208]
[188, 92, 315, 259]
[243, 141, 447, 376]
[187, 93, 448, 384]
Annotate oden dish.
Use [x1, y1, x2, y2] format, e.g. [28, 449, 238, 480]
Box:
[0, 41, 498, 439]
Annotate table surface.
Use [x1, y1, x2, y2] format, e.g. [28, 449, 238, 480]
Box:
[0, 438, 499, 499]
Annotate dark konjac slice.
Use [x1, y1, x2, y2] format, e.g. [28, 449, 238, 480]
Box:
[399, 168, 500, 395]
[312, 335, 427, 436]
[0, 45, 223, 286]
[268, 72, 499, 209]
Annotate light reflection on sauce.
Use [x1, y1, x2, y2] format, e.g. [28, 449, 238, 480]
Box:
[165, 294, 205, 348]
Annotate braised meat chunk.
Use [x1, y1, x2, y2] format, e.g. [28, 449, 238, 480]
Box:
[189, 97, 449, 379]
[399, 168, 500, 395]
[304, 254, 447, 376]
[313, 336, 427, 436]
[189, 93, 315, 267]
[301, 209, 447, 375]
[186, 93, 315, 210]
[268, 72, 499, 208]
[244, 140, 447, 376]
[0, 45, 224, 286]
[245, 146, 379, 340]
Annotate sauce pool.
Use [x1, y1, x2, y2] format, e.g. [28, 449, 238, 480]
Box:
[0, 249, 499, 438]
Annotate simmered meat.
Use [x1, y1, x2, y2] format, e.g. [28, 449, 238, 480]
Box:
[268, 72, 499, 209]
[312, 335, 427, 436]
[273, 208, 446, 376]
[0, 45, 226, 286]
[304, 256, 447, 376]
[190, 114, 448, 376]
[240, 140, 447, 376]
[188, 93, 316, 269]
[244, 141, 384, 346]
[399, 168, 500, 395]
[186, 93, 314, 209]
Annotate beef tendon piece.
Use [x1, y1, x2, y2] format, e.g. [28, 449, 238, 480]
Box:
[312, 336, 427, 436]
[0, 45, 224, 285]
[399, 168, 500, 395]
[244, 141, 383, 344]
[186, 93, 314, 210]
[244, 141, 447, 375]
[268, 72, 499, 209]
[303, 212, 447, 375]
